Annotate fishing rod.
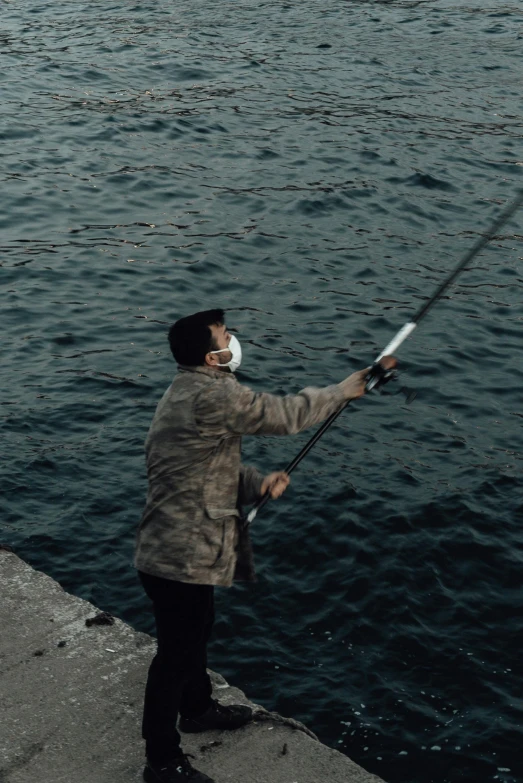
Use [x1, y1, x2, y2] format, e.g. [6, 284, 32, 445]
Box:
[245, 190, 523, 525]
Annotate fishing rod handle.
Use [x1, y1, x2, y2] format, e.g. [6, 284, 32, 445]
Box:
[375, 322, 417, 362]
[365, 322, 417, 391]
[245, 493, 270, 524]
[365, 321, 417, 392]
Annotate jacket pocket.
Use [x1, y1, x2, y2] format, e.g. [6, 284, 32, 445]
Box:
[201, 508, 238, 569]
[205, 507, 239, 519]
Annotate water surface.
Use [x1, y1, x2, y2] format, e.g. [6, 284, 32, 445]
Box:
[2, 2, 522, 781]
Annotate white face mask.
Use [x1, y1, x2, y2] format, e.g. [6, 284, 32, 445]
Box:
[211, 334, 242, 373]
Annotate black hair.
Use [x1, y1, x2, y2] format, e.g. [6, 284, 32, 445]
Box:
[168, 309, 225, 366]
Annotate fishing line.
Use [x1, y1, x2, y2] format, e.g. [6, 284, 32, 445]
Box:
[245, 190, 523, 524]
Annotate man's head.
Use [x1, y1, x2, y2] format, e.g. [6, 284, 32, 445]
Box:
[168, 309, 235, 369]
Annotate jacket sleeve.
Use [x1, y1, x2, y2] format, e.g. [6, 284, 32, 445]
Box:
[238, 464, 264, 506]
[194, 378, 347, 437]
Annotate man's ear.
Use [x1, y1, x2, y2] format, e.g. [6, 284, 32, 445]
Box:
[204, 351, 218, 367]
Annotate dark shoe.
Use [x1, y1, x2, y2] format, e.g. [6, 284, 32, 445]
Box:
[143, 754, 215, 783]
[179, 698, 252, 734]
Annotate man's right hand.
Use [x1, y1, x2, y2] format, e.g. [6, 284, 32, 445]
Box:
[339, 368, 370, 401]
[339, 356, 397, 401]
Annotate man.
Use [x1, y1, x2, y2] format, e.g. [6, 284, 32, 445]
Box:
[135, 309, 373, 783]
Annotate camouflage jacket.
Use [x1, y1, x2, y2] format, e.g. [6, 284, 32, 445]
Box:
[134, 364, 346, 587]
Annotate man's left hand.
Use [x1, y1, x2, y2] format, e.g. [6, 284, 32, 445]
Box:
[261, 471, 290, 499]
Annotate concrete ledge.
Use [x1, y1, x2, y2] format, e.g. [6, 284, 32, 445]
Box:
[0, 551, 386, 783]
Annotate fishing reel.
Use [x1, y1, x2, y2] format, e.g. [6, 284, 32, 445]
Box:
[365, 361, 417, 404]
[365, 361, 397, 392]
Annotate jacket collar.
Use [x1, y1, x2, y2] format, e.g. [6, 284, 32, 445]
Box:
[177, 364, 237, 382]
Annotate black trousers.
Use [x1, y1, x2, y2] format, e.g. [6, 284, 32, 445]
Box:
[139, 571, 215, 762]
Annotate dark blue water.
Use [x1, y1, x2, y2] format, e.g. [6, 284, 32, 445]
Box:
[2, 1, 522, 781]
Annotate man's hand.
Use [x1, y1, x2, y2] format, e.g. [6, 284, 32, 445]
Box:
[261, 471, 290, 499]
[339, 367, 371, 401]
[339, 356, 397, 400]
